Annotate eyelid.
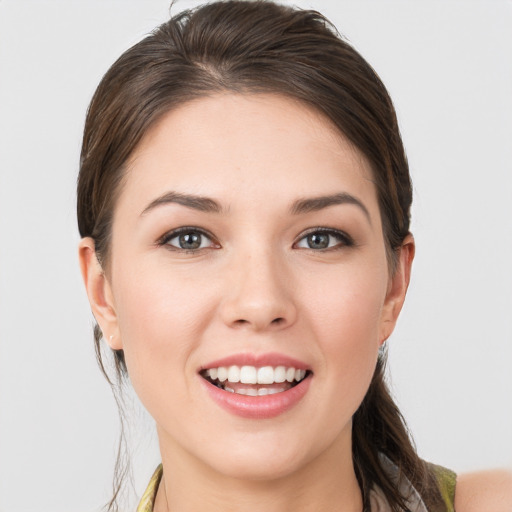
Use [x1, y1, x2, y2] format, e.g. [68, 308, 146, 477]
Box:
[157, 226, 220, 250]
[294, 227, 354, 249]
[156, 226, 352, 251]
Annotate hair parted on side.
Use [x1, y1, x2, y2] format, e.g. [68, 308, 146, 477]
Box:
[77, 2, 439, 511]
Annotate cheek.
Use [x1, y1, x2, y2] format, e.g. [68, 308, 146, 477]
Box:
[300, 262, 387, 344]
[110, 261, 215, 402]
[279, 264, 386, 452]
[114, 255, 216, 335]
[298, 262, 386, 389]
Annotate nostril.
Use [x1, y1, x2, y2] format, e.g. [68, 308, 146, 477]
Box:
[232, 317, 284, 328]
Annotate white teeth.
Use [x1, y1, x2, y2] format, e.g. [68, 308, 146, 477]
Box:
[217, 367, 228, 382]
[227, 365, 240, 383]
[274, 366, 286, 383]
[257, 366, 274, 384]
[231, 387, 286, 396]
[240, 366, 257, 384]
[205, 365, 308, 385]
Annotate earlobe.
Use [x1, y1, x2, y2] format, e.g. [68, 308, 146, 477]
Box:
[379, 234, 415, 344]
[78, 238, 122, 350]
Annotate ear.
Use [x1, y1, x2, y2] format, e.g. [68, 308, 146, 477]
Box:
[379, 234, 415, 344]
[78, 237, 122, 350]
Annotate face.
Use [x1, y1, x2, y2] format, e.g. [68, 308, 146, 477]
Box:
[80, 93, 412, 482]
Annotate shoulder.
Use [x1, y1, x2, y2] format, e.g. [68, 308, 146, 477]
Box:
[454, 469, 512, 512]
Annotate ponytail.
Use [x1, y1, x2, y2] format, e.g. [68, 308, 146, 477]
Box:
[353, 354, 445, 511]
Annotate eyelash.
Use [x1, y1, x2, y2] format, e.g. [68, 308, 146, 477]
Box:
[157, 227, 218, 253]
[157, 227, 354, 253]
[294, 228, 354, 251]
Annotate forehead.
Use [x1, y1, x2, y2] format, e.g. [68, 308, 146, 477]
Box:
[120, 93, 378, 214]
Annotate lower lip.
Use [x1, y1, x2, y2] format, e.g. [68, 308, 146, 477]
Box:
[200, 375, 312, 419]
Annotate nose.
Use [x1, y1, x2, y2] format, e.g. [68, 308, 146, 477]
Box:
[219, 249, 297, 332]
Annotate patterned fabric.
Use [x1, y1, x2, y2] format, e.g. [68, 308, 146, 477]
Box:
[370, 457, 456, 512]
[136, 460, 456, 512]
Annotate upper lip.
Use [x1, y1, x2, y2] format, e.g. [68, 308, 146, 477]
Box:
[199, 352, 311, 372]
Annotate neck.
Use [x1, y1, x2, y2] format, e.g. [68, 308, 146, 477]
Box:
[154, 426, 363, 512]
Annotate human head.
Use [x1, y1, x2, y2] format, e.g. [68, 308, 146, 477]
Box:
[77, 1, 417, 508]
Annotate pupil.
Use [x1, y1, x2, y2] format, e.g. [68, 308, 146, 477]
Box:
[179, 232, 201, 249]
[308, 233, 329, 249]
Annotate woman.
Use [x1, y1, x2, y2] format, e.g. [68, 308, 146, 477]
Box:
[77, 1, 511, 511]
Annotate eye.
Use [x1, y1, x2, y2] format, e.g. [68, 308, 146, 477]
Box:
[159, 227, 217, 251]
[295, 229, 353, 250]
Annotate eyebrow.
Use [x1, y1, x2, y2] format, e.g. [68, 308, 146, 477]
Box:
[140, 190, 371, 223]
[290, 193, 371, 223]
[141, 191, 223, 216]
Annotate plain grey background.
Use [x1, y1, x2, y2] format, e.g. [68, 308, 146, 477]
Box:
[1, 1, 511, 511]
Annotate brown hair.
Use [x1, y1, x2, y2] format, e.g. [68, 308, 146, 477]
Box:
[78, 1, 440, 510]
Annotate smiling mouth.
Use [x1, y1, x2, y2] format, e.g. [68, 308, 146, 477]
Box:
[200, 365, 310, 396]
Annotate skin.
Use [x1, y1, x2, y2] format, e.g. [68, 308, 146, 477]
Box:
[455, 470, 512, 512]
[80, 93, 511, 511]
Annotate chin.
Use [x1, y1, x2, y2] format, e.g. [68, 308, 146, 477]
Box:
[209, 451, 307, 482]
[195, 428, 327, 483]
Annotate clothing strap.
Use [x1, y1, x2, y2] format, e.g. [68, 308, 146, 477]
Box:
[136, 464, 163, 512]
[428, 462, 457, 512]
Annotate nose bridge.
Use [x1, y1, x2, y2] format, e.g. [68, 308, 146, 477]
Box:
[220, 242, 296, 331]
